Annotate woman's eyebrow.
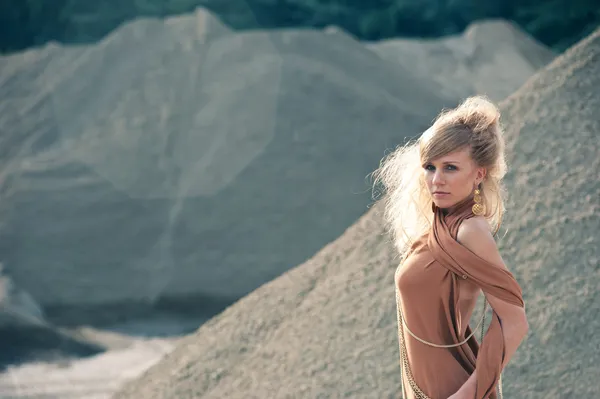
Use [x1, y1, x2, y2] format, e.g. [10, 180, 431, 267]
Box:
[422, 161, 460, 166]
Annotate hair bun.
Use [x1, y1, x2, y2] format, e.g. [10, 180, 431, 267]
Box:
[455, 96, 500, 134]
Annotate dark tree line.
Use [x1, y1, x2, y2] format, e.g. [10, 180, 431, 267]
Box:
[0, 0, 599, 54]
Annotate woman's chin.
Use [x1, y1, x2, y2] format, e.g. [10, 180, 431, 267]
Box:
[432, 197, 452, 206]
[434, 199, 459, 211]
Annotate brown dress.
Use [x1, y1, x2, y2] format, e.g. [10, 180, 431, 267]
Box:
[395, 195, 525, 399]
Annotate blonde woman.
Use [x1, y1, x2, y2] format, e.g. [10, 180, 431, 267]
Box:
[372, 97, 529, 399]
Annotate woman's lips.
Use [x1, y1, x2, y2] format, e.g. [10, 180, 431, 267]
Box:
[433, 192, 449, 197]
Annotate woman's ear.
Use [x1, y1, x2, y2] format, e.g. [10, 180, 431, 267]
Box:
[477, 167, 487, 184]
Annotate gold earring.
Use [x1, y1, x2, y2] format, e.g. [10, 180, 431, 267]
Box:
[472, 188, 485, 216]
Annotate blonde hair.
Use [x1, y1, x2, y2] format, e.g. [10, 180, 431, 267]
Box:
[371, 96, 508, 257]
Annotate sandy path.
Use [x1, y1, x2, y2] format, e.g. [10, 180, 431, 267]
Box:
[0, 339, 174, 399]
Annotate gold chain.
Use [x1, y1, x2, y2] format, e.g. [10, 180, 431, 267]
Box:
[395, 277, 503, 398]
[401, 297, 487, 348]
[395, 282, 434, 399]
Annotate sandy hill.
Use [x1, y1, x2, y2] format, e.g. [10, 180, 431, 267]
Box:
[114, 27, 599, 399]
[0, 8, 551, 331]
[367, 19, 555, 101]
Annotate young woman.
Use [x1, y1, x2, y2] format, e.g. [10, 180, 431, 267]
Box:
[372, 96, 529, 399]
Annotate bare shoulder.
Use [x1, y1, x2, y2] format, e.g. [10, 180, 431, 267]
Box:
[456, 216, 507, 270]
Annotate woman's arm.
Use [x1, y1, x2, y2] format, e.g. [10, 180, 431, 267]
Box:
[450, 217, 529, 398]
[450, 299, 529, 397]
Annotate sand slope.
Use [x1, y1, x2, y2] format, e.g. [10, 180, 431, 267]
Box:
[0, 12, 550, 319]
[0, 7, 449, 312]
[368, 19, 555, 101]
[114, 27, 599, 399]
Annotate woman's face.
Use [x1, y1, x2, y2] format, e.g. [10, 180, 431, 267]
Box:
[422, 146, 486, 211]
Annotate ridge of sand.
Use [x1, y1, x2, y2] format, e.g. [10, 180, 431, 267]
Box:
[0, 8, 565, 399]
[367, 19, 555, 101]
[113, 27, 599, 399]
[0, 12, 551, 318]
[0, 7, 450, 312]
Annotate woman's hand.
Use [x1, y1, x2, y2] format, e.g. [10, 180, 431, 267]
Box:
[446, 376, 476, 399]
[447, 391, 471, 399]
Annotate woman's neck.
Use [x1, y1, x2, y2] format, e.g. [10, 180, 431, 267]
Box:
[440, 194, 475, 216]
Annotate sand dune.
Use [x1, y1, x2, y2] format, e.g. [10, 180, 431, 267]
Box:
[0, 8, 566, 399]
[114, 27, 599, 399]
[0, 12, 550, 319]
[367, 19, 555, 101]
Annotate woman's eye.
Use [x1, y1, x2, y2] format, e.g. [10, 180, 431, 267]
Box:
[424, 164, 456, 171]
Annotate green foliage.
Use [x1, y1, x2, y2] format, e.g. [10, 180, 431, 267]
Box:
[0, 0, 598, 54]
[516, 0, 600, 51]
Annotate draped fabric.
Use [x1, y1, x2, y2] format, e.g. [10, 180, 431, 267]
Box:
[395, 195, 525, 399]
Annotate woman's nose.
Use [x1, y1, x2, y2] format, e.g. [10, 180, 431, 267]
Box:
[432, 171, 444, 185]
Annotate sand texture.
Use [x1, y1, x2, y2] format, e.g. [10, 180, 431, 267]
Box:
[114, 27, 600, 399]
